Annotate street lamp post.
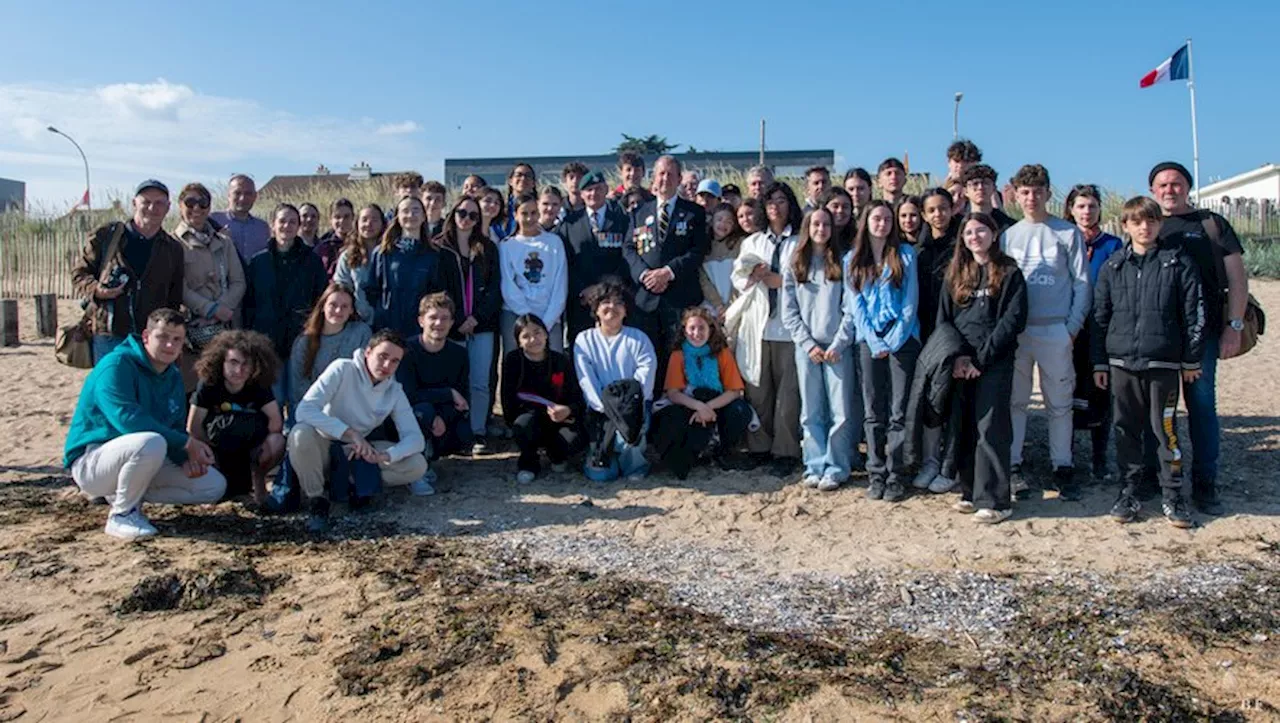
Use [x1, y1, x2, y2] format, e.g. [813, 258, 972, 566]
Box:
[47, 126, 91, 210]
[953, 92, 964, 139]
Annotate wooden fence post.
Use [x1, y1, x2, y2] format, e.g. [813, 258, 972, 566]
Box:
[0, 299, 18, 347]
[35, 294, 57, 337]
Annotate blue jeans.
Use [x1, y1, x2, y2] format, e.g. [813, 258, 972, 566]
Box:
[1185, 333, 1221, 482]
[465, 332, 496, 436]
[92, 335, 125, 364]
[585, 408, 650, 481]
[796, 347, 855, 481]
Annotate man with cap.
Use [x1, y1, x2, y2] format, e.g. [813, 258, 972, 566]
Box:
[695, 179, 723, 216]
[721, 184, 743, 209]
[1148, 160, 1249, 515]
[557, 170, 634, 345]
[72, 179, 186, 362]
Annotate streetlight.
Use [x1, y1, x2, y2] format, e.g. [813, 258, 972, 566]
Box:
[953, 92, 964, 139]
[47, 126, 91, 210]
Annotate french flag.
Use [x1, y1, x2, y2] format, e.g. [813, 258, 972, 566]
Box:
[1140, 44, 1190, 88]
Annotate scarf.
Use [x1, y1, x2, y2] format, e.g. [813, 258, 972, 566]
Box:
[681, 341, 722, 394]
[396, 235, 420, 253]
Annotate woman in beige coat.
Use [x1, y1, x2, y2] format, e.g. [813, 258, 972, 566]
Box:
[174, 182, 246, 341]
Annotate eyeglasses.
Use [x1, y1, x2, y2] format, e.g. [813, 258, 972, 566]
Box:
[455, 209, 481, 222]
[512, 171, 532, 179]
[182, 197, 211, 209]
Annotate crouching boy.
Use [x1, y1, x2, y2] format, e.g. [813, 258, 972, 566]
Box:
[1092, 196, 1204, 528]
[289, 330, 429, 533]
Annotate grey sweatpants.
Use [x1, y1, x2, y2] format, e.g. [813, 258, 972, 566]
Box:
[71, 432, 226, 516]
[287, 424, 428, 499]
[745, 340, 802, 458]
[1011, 323, 1075, 469]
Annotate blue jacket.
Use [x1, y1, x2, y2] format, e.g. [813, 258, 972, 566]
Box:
[244, 238, 328, 359]
[367, 240, 447, 339]
[843, 244, 920, 356]
[1086, 231, 1124, 285]
[64, 335, 189, 467]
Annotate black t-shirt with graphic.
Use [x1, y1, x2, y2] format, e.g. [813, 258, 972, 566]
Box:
[191, 381, 275, 496]
[1157, 209, 1244, 332]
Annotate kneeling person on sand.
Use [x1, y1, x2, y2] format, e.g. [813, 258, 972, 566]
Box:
[289, 330, 428, 533]
[64, 309, 226, 541]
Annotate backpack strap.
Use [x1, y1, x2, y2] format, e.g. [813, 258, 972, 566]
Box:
[97, 222, 127, 286]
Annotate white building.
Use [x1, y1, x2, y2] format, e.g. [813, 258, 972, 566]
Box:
[1198, 164, 1280, 205]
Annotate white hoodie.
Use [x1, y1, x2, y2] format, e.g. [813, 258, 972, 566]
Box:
[295, 348, 424, 463]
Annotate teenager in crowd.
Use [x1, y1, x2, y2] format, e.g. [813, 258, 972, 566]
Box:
[1062, 184, 1124, 483]
[478, 186, 508, 243]
[174, 182, 245, 352]
[963, 165, 1017, 235]
[500, 313, 585, 483]
[612, 151, 653, 204]
[732, 181, 804, 476]
[574, 279, 657, 482]
[399, 293, 472, 487]
[877, 158, 908, 206]
[721, 184, 743, 209]
[288, 284, 372, 413]
[189, 330, 285, 504]
[298, 203, 321, 248]
[623, 155, 710, 384]
[782, 208, 856, 490]
[500, 193, 569, 357]
[462, 174, 488, 198]
[946, 140, 983, 189]
[803, 166, 831, 211]
[939, 213, 1028, 524]
[1149, 160, 1249, 516]
[1001, 164, 1090, 501]
[695, 179, 723, 217]
[422, 181, 448, 239]
[332, 203, 385, 322]
[291, 330, 428, 533]
[560, 161, 588, 218]
[746, 165, 774, 200]
[843, 168, 874, 221]
[65, 309, 224, 540]
[896, 195, 924, 244]
[847, 200, 920, 502]
[558, 171, 631, 344]
[243, 203, 328, 410]
[654, 307, 754, 479]
[538, 186, 564, 232]
[700, 205, 747, 317]
[435, 196, 502, 454]
[315, 198, 355, 278]
[504, 163, 538, 237]
[367, 195, 448, 340]
[1093, 196, 1204, 527]
[388, 173, 424, 220]
[737, 198, 764, 235]
[821, 187, 856, 257]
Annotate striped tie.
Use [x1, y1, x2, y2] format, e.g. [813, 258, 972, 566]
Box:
[658, 203, 670, 242]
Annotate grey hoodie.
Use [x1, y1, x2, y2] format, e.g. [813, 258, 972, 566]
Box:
[1000, 216, 1090, 334]
[781, 246, 855, 354]
[294, 347, 424, 463]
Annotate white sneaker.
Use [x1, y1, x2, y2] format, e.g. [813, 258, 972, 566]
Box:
[974, 508, 1012, 524]
[928, 475, 957, 494]
[410, 470, 438, 497]
[516, 470, 536, 484]
[912, 463, 940, 490]
[104, 508, 158, 541]
[816, 477, 841, 492]
[952, 500, 976, 514]
[801, 474, 821, 488]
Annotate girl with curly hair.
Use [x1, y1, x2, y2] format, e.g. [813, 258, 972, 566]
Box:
[186, 330, 285, 503]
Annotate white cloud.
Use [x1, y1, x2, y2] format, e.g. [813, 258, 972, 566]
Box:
[0, 79, 439, 212]
[375, 120, 421, 136]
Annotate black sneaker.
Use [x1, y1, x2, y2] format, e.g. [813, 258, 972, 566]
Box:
[866, 477, 886, 500]
[306, 498, 331, 535]
[349, 495, 373, 513]
[883, 478, 907, 503]
[1134, 470, 1160, 501]
[471, 436, 492, 456]
[768, 457, 800, 478]
[1091, 457, 1112, 484]
[1052, 466, 1082, 501]
[1010, 464, 1031, 501]
[1162, 494, 1194, 529]
[1109, 490, 1140, 523]
[1191, 480, 1225, 516]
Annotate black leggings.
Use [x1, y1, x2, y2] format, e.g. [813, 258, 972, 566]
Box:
[653, 393, 754, 478]
[511, 410, 583, 473]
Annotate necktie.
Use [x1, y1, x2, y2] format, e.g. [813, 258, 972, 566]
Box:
[768, 235, 782, 316]
[658, 202, 670, 244]
[589, 209, 600, 235]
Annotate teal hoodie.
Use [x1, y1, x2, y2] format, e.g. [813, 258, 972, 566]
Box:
[63, 335, 190, 467]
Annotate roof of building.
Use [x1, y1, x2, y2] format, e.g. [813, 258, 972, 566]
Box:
[1199, 163, 1280, 196]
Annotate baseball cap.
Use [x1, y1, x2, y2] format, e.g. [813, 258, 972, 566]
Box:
[696, 179, 722, 198]
[134, 179, 170, 197]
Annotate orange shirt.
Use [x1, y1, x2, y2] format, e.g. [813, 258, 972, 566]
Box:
[664, 347, 745, 392]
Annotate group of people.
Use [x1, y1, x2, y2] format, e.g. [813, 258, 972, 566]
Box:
[63, 140, 1251, 538]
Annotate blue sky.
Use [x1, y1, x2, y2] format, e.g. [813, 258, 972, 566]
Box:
[2, 0, 1277, 210]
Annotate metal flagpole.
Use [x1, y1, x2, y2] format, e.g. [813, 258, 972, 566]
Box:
[1186, 37, 1201, 204]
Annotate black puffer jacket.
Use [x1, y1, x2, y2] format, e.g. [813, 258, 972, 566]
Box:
[941, 262, 1028, 372]
[1091, 244, 1204, 372]
[904, 322, 964, 468]
[590, 378, 645, 467]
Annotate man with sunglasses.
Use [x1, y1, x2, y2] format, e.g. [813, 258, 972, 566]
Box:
[557, 170, 633, 346]
[72, 179, 186, 363]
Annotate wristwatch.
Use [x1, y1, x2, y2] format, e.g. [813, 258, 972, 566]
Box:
[1228, 318, 1245, 332]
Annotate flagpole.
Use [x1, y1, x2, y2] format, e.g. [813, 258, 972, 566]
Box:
[1186, 37, 1201, 204]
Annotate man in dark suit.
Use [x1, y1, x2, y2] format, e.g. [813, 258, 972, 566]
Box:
[622, 155, 709, 382]
[558, 171, 633, 347]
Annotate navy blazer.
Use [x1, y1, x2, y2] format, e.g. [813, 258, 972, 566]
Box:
[558, 201, 632, 312]
[623, 197, 709, 313]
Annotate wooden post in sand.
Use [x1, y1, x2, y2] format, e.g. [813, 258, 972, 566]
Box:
[0, 300, 18, 347]
[34, 294, 57, 338]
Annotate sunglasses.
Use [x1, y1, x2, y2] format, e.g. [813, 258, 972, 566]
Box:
[455, 209, 481, 222]
[182, 197, 211, 209]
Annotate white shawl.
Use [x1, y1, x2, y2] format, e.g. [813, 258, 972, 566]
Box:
[724, 251, 770, 387]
